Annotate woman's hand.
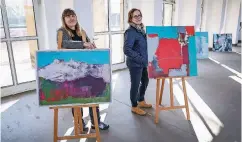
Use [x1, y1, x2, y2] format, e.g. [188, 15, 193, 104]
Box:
[83, 42, 97, 49]
[92, 42, 97, 49]
[83, 42, 94, 49]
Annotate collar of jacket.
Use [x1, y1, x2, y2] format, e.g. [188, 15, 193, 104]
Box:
[129, 23, 146, 38]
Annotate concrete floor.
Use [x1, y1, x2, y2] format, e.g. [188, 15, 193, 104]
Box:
[1, 47, 241, 142]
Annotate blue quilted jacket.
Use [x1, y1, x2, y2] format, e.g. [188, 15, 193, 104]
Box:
[123, 26, 148, 68]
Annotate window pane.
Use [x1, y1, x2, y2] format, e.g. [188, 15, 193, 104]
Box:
[163, 4, 173, 26]
[94, 35, 109, 49]
[5, 0, 37, 37]
[0, 8, 5, 38]
[12, 40, 38, 83]
[93, 0, 108, 32]
[110, 0, 124, 31]
[0, 42, 13, 87]
[111, 34, 124, 64]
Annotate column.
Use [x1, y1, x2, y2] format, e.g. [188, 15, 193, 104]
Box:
[24, 0, 38, 67]
[176, 0, 199, 27]
[38, 0, 61, 50]
[128, 0, 163, 26]
[223, 0, 241, 44]
[74, 0, 94, 41]
[154, 0, 163, 26]
[203, 0, 225, 47]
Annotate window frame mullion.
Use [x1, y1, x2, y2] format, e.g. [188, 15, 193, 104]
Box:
[1, 0, 18, 85]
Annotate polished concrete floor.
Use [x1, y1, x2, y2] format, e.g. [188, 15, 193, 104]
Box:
[1, 47, 241, 142]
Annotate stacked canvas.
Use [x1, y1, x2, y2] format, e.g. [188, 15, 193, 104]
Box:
[213, 34, 232, 52]
[195, 32, 209, 59]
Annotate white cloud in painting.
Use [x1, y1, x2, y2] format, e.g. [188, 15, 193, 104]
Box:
[38, 59, 111, 83]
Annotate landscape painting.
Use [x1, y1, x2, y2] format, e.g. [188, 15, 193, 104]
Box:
[146, 26, 198, 78]
[195, 32, 209, 59]
[36, 49, 111, 106]
[213, 34, 232, 52]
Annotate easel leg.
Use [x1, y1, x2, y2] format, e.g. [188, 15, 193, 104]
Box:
[77, 108, 83, 133]
[155, 79, 161, 124]
[169, 78, 174, 107]
[92, 106, 101, 142]
[159, 79, 165, 105]
[74, 107, 79, 135]
[182, 78, 190, 120]
[53, 108, 58, 142]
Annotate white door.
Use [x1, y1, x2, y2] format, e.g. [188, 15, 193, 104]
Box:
[1, 0, 39, 97]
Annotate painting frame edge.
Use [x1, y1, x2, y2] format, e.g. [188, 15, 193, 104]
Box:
[36, 48, 113, 107]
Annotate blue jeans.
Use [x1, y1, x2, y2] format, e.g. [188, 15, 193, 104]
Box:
[128, 67, 149, 107]
[72, 107, 100, 124]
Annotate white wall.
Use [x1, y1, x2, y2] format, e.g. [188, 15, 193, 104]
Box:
[74, 0, 94, 41]
[224, 0, 241, 44]
[154, 0, 163, 26]
[236, 8, 241, 42]
[220, 0, 228, 32]
[195, 0, 202, 31]
[36, 0, 93, 50]
[129, 0, 163, 26]
[173, 0, 181, 26]
[203, 0, 225, 47]
[35, 0, 61, 50]
[36, 0, 241, 50]
[174, 0, 198, 27]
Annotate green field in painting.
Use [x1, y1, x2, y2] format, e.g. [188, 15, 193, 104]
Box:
[40, 94, 110, 105]
[39, 77, 111, 106]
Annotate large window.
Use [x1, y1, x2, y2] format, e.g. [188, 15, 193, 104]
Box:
[0, 0, 38, 88]
[163, 0, 175, 26]
[93, 0, 125, 65]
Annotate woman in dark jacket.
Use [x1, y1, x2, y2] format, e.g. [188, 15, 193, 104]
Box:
[124, 8, 152, 116]
[57, 8, 109, 130]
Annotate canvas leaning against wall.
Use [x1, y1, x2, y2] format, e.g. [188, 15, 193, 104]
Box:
[36, 49, 111, 106]
[146, 26, 198, 79]
[213, 34, 232, 52]
[195, 32, 209, 59]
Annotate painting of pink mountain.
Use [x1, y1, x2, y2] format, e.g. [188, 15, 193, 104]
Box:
[36, 50, 111, 106]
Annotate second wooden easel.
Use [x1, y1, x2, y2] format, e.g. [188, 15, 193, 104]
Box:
[49, 104, 101, 142]
[155, 77, 190, 124]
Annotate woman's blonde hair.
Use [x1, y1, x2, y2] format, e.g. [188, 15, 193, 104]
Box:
[61, 8, 87, 42]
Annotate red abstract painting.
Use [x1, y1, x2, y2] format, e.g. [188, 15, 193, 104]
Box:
[146, 26, 197, 78]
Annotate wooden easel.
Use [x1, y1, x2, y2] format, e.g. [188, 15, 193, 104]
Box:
[49, 104, 101, 142]
[155, 77, 190, 124]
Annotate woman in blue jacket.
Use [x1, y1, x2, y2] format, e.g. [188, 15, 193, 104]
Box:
[124, 8, 152, 116]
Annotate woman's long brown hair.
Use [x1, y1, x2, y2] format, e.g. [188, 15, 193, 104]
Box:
[61, 8, 87, 42]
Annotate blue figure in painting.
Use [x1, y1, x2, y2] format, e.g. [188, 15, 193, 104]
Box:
[152, 55, 163, 73]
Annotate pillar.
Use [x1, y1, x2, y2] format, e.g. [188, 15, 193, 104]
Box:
[74, 0, 93, 41]
[24, 0, 38, 67]
[223, 0, 241, 44]
[174, 0, 198, 27]
[203, 0, 225, 47]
